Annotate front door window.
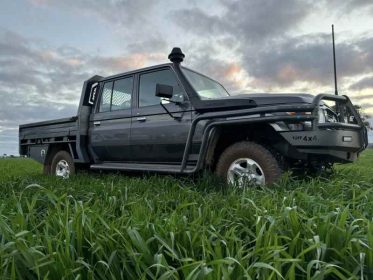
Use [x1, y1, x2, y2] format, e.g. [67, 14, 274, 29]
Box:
[138, 69, 183, 107]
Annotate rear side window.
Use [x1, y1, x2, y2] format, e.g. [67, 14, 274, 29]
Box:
[99, 82, 113, 112]
[138, 69, 183, 107]
[111, 77, 133, 111]
[98, 77, 133, 112]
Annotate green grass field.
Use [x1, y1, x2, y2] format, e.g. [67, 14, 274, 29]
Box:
[1, 151, 373, 279]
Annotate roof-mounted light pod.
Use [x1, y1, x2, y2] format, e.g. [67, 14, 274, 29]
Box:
[168, 47, 185, 64]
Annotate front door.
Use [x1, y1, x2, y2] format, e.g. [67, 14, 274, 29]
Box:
[130, 67, 192, 163]
[89, 76, 134, 162]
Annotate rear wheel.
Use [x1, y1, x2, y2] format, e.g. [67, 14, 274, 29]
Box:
[50, 151, 75, 179]
[215, 141, 282, 187]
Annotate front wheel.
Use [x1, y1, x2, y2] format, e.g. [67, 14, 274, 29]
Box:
[50, 150, 75, 179]
[215, 141, 282, 187]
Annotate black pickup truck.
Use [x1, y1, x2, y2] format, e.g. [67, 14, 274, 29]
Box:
[19, 48, 368, 186]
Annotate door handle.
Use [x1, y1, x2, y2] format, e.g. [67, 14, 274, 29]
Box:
[93, 121, 101, 126]
[136, 117, 147, 122]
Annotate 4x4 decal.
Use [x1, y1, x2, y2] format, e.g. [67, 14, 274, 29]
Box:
[292, 135, 318, 142]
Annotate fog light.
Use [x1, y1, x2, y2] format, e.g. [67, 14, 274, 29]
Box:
[343, 136, 352, 142]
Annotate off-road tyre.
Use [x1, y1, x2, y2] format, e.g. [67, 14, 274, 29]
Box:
[50, 150, 75, 178]
[215, 141, 282, 186]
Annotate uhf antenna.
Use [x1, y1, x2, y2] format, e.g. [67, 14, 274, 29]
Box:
[332, 24, 338, 95]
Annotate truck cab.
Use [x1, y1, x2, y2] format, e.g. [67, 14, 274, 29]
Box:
[90, 64, 192, 164]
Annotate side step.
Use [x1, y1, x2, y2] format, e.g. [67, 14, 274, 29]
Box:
[90, 162, 196, 174]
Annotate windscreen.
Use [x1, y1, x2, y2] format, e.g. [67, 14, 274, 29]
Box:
[181, 68, 230, 100]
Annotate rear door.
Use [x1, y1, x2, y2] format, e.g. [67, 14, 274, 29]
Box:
[89, 76, 134, 162]
[130, 67, 192, 163]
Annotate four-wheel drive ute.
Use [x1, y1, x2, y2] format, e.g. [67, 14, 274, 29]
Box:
[19, 48, 368, 187]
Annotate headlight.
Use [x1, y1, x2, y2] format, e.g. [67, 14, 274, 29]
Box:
[271, 112, 313, 131]
[318, 107, 338, 123]
[286, 112, 312, 131]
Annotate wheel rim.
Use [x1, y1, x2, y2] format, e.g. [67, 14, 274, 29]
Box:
[55, 160, 70, 179]
[227, 158, 265, 187]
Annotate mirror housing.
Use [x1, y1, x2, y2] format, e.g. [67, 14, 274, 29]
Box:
[155, 84, 173, 99]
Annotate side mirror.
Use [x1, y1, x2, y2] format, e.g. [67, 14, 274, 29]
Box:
[155, 83, 173, 99]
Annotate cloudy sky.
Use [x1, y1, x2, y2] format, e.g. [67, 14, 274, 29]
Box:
[1, 0, 373, 155]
